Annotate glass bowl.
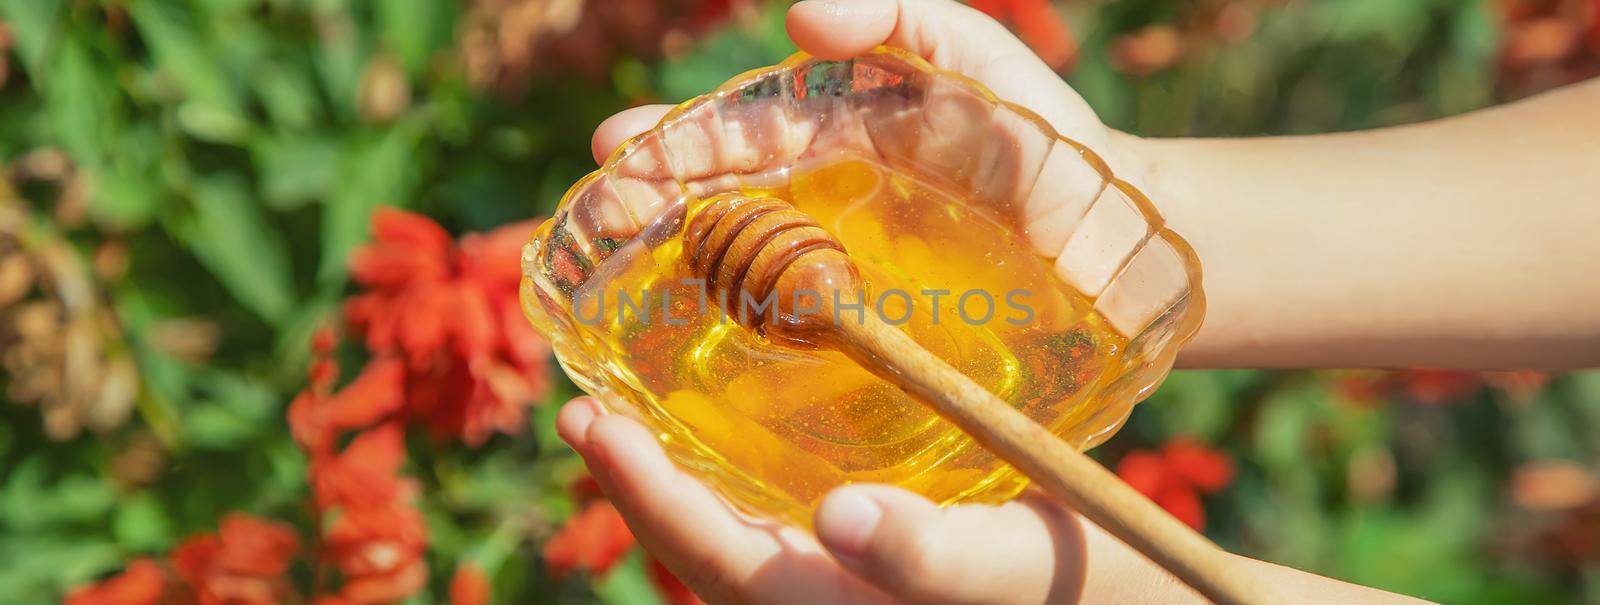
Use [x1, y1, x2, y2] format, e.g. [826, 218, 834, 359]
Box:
[520, 47, 1205, 524]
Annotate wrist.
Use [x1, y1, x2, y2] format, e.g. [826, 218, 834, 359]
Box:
[1097, 131, 1240, 369]
[1103, 130, 1164, 204]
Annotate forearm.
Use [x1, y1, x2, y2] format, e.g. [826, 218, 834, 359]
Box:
[1115, 80, 1600, 369]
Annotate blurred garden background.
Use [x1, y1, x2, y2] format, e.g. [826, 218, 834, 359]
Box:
[1, 0, 1598, 603]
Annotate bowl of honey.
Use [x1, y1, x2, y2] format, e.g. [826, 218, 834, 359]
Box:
[520, 47, 1205, 525]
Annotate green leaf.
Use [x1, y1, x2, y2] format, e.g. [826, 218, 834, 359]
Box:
[318, 123, 419, 283]
[1313, 0, 1429, 48]
[171, 175, 298, 323]
[176, 100, 253, 143]
[127, 0, 251, 143]
[253, 133, 341, 210]
[41, 35, 118, 165]
[0, 460, 116, 529]
[1148, 370, 1248, 441]
[93, 167, 164, 230]
[595, 551, 665, 605]
[312, 7, 366, 120]
[376, 0, 453, 76]
[0, 0, 64, 75]
[113, 493, 175, 552]
[657, 6, 794, 101]
[0, 535, 122, 603]
[182, 368, 283, 448]
[1253, 383, 1319, 472]
[252, 60, 324, 129]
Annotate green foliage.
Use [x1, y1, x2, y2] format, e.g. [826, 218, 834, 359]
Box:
[0, 1, 1595, 603]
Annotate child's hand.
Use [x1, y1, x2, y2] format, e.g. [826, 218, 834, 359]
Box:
[557, 396, 1116, 604]
[574, 3, 1144, 602]
[591, 0, 1121, 180]
[596, 0, 1600, 374]
[565, 0, 1597, 601]
[558, 395, 1417, 604]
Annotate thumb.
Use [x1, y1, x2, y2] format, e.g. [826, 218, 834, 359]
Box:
[786, 0, 1028, 69]
[814, 485, 1088, 605]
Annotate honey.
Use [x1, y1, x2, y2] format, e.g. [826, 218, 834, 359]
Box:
[555, 156, 1127, 524]
[520, 47, 1203, 526]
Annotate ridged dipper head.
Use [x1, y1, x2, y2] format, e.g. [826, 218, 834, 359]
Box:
[682, 196, 862, 348]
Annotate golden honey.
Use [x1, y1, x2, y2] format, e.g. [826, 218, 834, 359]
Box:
[562, 156, 1128, 524]
[520, 47, 1203, 525]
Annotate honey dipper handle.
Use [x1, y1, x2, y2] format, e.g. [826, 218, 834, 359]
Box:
[833, 310, 1277, 605]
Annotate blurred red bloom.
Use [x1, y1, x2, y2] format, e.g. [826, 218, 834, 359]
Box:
[73, 207, 555, 605]
[449, 563, 492, 605]
[648, 556, 704, 605]
[1590, 0, 1600, 51]
[1495, 0, 1600, 96]
[344, 208, 550, 446]
[1116, 438, 1235, 530]
[544, 500, 637, 577]
[1336, 369, 1552, 407]
[66, 558, 169, 605]
[171, 513, 301, 605]
[290, 356, 407, 456]
[305, 419, 428, 604]
[310, 422, 410, 511]
[1401, 370, 1490, 404]
[322, 491, 430, 604]
[968, 0, 1079, 70]
[1162, 439, 1235, 492]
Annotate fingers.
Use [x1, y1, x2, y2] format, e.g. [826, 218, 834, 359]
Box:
[787, 0, 1105, 151]
[554, 396, 603, 451]
[557, 399, 755, 581]
[815, 485, 1090, 605]
[787, 0, 1025, 69]
[554, 398, 893, 605]
[592, 104, 674, 165]
[557, 400, 752, 602]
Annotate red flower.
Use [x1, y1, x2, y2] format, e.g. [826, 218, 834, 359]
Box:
[322, 492, 430, 604]
[170, 513, 301, 605]
[290, 356, 407, 456]
[1590, 0, 1600, 52]
[304, 417, 428, 604]
[349, 209, 453, 289]
[1494, 0, 1600, 97]
[310, 422, 409, 511]
[1116, 438, 1234, 530]
[544, 501, 636, 577]
[1162, 438, 1234, 492]
[1399, 370, 1486, 404]
[647, 557, 704, 605]
[968, 0, 1079, 70]
[1336, 369, 1551, 407]
[343, 208, 550, 446]
[449, 563, 491, 605]
[66, 558, 169, 605]
[338, 559, 428, 605]
[71, 211, 553, 605]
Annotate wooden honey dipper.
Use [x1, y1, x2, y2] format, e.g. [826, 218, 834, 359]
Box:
[684, 196, 1276, 605]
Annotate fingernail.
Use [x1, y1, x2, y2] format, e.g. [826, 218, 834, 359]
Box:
[816, 490, 882, 558]
[796, 0, 845, 15]
[557, 398, 600, 447]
